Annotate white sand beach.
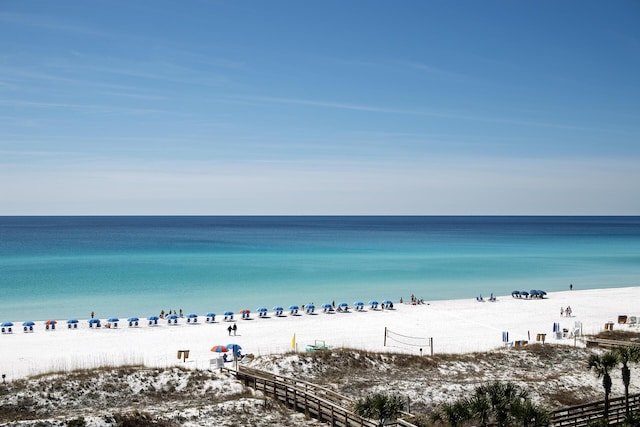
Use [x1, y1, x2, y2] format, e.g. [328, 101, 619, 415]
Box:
[1, 287, 638, 381]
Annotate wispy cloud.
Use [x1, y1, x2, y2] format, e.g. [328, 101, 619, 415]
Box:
[0, 12, 122, 39]
[236, 95, 622, 134]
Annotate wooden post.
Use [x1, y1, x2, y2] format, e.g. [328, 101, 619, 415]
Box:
[384, 326, 387, 347]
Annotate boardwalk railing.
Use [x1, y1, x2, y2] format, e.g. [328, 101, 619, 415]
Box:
[551, 393, 640, 426]
[226, 366, 417, 427]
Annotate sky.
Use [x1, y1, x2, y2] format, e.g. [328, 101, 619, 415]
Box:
[1, 1, 639, 215]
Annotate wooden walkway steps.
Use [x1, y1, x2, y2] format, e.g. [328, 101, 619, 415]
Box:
[585, 337, 640, 349]
[551, 393, 640, 426]
[225, 366, 418, 427]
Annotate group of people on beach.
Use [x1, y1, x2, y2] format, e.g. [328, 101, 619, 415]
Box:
[399, 294, 424, 305]
[560, 306, 572, 317]
[159, 308, 183, 319]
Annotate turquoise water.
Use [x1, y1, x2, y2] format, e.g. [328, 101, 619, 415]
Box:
[0, 216, 638, 321]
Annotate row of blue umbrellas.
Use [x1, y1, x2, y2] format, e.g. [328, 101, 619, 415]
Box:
[3, 300, 397, 329]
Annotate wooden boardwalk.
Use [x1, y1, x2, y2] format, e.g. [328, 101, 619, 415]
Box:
[226, 366, 417, 427]
[585, 337, 640, 349]
[226, 365, 639, 426]
[551, 393, 640, 426]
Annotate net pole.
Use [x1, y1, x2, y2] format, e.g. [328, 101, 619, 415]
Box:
[430, 337, 433, 356]
[384, 327, 387, 347]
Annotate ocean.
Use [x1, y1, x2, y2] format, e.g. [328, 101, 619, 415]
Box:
[0, 216, 638, 322]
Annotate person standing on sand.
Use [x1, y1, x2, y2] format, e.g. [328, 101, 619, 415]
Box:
[227, 325, 232, 336]
[91, 311, 94, 319]
[232, 323, 237, 336]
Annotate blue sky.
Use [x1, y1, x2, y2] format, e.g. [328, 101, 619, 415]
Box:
[1, 1, 639, 214]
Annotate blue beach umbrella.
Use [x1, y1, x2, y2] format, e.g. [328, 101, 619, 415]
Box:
[227, 343, 242, 357]
[354, 301, 364, 307]
[224, 311, 234, 316]
[273, 306, 283, 311]
[205, 312, 216, 317]
[288, 305, 299, 310]
[257, 307, 268, 313]
[382, 300, 393, 305]
[1, 322, 13, 327]
[147, 315, 159, 321]
[305, 304, 315, 310]
[88, 319, 101, 325]
[338, 302, 348, 308]
[167, 314, 178, 320]
[107, 317, 119, 323]
[67, 319, 79, 324]
[127, 317, 139, 322]
[321, 303, 333, 310]
[22, 321, 35, 327]
[187, 313, 198, 319]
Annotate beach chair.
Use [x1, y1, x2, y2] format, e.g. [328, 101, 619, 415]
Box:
[476, 295, 484, 302]
[628, 316, 638, 327]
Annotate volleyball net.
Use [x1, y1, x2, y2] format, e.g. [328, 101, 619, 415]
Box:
[384, 327, 433, 356]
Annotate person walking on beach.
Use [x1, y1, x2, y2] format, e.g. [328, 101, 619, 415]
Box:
[227, 325, 232, 336]
[91, 311, 94, 319]
[232, 323, 237, 336]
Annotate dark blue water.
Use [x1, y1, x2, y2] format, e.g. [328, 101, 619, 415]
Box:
[1, 216, 638, 321]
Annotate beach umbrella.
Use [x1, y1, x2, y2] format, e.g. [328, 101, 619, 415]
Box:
[382, 300, 393, 305]
[239, 309, 250, 314]
[46, 320, 57, 325]
[354, 301, 364, 306]
[288, 305, 299, 310]
[1, 322, 13, 327]
[107, 317, 119, 323]
[227, 343, 242, 356]
[338, 302, 348, 308]
[22, 321, 35, 327]
[147, 315, 159, 321]
[205, 312, 216, 317]
[67, 319, 79, 324]
[167, 314, 178, 319]
[273, 306, 283, 311]
[537, 290, 547, 296]
[257, 307, 268, 313]
[305, 304, 315, 310]
[127, 317, 139, 322]
[187, 313, 198, 319]
[224, 311, 234, 316]
[520, 291, 529, 297]
[321, 303, 333, 310]
[210, 345, 228, 353]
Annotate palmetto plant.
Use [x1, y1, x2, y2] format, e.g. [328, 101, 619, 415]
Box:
[612, 345, 640, 417]
[354, 392, 405, 427]
[431, 381, 549, 426]
[587, 351, 618, 421]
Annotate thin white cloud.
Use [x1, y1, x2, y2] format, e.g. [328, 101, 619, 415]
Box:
[237, 95, 624, 134]
[0, 12, 123, 39]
